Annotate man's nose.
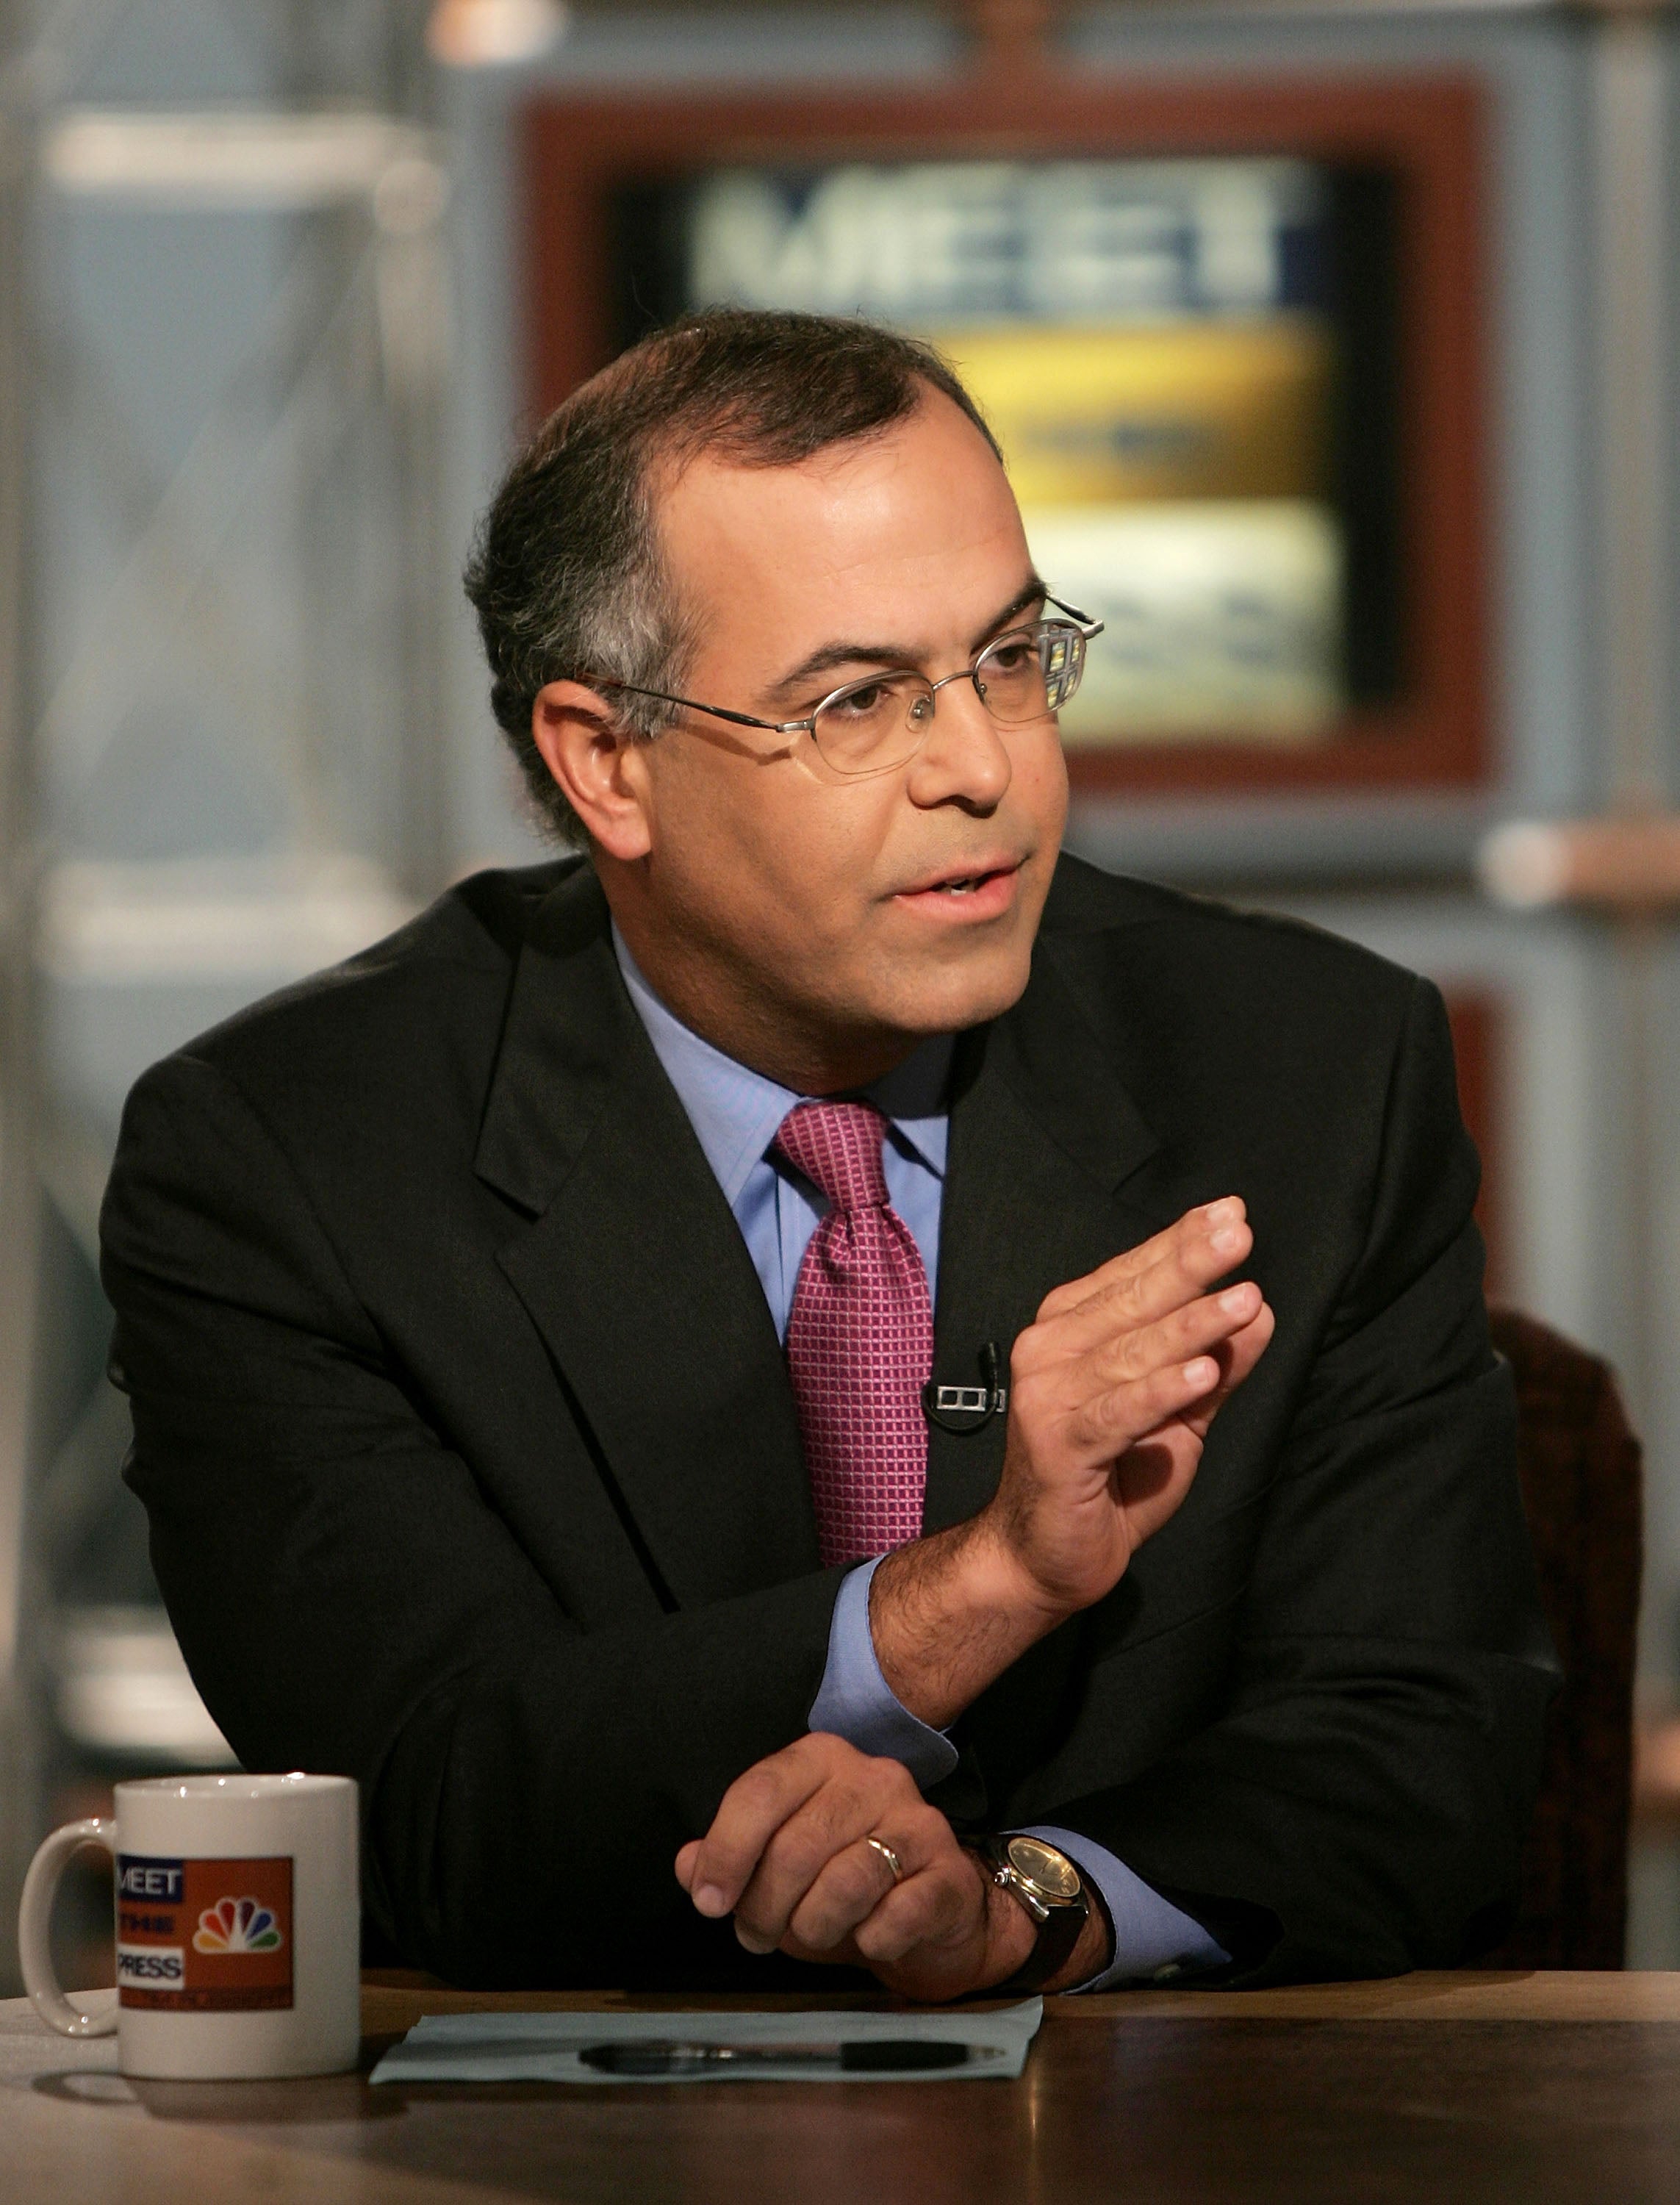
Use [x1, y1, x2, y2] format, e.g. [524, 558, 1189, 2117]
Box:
[905, 676, 1013, 811]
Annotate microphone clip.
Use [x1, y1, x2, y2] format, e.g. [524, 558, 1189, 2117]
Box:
[922, 1340, 1009, 1436]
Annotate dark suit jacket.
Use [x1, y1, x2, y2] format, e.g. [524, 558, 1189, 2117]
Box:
[100, 853, 1556, 1988]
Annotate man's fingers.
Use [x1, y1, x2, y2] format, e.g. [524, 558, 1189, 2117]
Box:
[733, 1788, 936, 1955]
[1083, 1279, 1262, 1393]
[1088, 1302, 1275, 1515]
[1083, 1217, 1253, 1344]
[1044, 1284, 1257, 1460]
[1201, 1301, 1275, 1400]
[1225, 1299, 1276, 1384]
[730, 1775, 880, 1952]
[1034, 1200, 1252, 1350]
[682, 1737, 836, 1916]
[849, 1861, 977, 1967]
[1073, 1352, 1224, 1455]
[679, 1738, 937, 1957]
[783, 1832, 919, 1956]
[783, 1857, 974, 1969]
[1180, 1302, 1276, 1437]
[1034, 1198, 1243, 1322]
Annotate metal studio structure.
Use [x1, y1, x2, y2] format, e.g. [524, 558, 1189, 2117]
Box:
[0, 0, 43, 2000]
[0, 0, 455, 1988]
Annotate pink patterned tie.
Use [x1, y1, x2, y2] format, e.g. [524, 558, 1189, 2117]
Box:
[775, 1102, 933, 1568]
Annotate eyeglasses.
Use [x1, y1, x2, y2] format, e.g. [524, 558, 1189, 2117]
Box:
[591, 597, 1104, 779]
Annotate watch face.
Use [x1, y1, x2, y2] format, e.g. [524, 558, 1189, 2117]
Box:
[1005, 1835, 1082, 1904]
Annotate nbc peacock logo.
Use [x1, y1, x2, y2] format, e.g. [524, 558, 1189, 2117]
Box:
[193, 1896, 284, 1955]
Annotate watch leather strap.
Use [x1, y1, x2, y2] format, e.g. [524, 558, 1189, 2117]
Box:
[978, 1835, 1091, 1995]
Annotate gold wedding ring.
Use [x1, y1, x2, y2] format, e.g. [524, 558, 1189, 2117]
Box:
[866, 1836, 905, 1883]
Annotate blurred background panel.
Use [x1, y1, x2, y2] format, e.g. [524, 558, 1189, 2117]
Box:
[2, 0, 1680, 1987]
[621, 154, 1354, 750]
[523, 68, 1486, 799]
[1, 0, 450, 1990]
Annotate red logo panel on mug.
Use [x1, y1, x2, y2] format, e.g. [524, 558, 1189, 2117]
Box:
[116, 1854, 293, 2010]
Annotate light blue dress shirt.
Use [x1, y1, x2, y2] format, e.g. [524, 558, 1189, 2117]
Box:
[614, 928, 1227, 1988]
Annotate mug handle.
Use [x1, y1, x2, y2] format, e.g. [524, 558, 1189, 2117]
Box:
[19, 1818, 120, 2037]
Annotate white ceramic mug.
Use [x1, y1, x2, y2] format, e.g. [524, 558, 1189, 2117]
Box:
[19, 1771, 360, 2078]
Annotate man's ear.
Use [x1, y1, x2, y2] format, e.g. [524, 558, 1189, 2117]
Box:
[531, 681, 653, 860]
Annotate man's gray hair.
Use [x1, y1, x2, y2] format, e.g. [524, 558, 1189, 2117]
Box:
[462, 309, 1000, 847]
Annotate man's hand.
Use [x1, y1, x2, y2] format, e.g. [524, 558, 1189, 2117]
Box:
[983, 1194, 1274, 1616]
[675, 1733, 1110, 2001]
[872, 1198, 1274, 1727]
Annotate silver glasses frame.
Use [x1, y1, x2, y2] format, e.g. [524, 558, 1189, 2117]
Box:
[589, 595, 1105, 772]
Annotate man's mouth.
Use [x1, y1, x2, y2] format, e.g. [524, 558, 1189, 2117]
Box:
[892, 858, 1025, 919]
[900, 857, 1021, 895]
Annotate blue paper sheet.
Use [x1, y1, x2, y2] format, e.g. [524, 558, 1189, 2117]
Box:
[370, 1998, 1044, 2085]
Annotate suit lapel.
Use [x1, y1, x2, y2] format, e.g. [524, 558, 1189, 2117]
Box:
[475, 868, 816, 1609]
[927, 935, 1166, 1537]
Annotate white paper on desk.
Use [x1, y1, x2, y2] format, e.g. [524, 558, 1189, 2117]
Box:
[369, 1999, 1043, 2085]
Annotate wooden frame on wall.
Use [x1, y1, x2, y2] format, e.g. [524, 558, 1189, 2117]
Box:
[523, 71, 1491, 798]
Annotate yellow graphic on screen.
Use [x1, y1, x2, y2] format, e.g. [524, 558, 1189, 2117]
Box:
[937, 320, 1333, 508]
[934, 322, 1343, 744]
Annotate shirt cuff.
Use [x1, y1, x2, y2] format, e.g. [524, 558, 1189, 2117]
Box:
[807, 1557, 959, 1790]
[1019, 1826, 1231, 1990]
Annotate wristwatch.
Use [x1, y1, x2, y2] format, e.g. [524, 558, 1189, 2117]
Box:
[977, 1833, 1091, 1994]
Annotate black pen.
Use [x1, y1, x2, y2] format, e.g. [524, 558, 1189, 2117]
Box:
[578, 2038, 1002, 2076]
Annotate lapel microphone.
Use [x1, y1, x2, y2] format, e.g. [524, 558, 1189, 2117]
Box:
[922, 1340, 1008, 1435]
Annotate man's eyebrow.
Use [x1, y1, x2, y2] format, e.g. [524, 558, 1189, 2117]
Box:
[969, 576, 1048, 655]
[767, 575, 1049, 700]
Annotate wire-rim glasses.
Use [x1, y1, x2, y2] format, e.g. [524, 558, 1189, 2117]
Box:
[590, 596, 1105, 779]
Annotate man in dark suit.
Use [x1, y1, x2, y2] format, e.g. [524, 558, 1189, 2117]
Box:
[101, 310, 1554, 1998]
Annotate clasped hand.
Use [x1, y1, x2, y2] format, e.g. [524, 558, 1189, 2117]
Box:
[983, 1192, 1274, 1619]
[674, 1733, 1046, 2001]
[675, 1198, 1273, 1998]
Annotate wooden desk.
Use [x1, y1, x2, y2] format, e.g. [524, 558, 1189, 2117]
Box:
[8, 1973, 1680, 2204]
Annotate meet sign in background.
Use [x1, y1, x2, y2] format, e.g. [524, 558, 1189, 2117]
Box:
[616, 156, 1367, 753]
